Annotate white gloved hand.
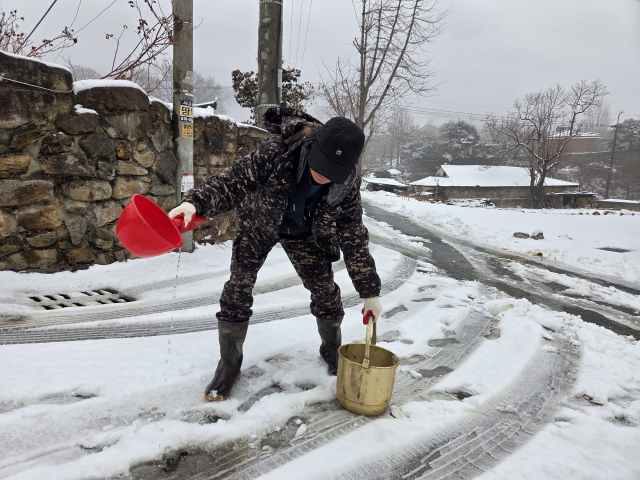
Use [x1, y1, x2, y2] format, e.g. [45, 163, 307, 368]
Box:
[362, 297, 383, 324]
[168, 202, 196, 226]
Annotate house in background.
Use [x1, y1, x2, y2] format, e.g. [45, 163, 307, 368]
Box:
[548, 131, 606, 154]
[372, 169, 402, 178]
[363, 176, 409, 193]
[410, 165, 580, 206]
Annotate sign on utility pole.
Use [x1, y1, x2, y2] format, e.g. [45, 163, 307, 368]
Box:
[173, 0, 194, 252]
[256, 0, 283, 129]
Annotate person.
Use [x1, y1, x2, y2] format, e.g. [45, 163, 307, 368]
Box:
[169, 107, 383, 401]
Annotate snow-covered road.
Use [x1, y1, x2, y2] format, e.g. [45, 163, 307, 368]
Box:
[0, 196, 639, 480]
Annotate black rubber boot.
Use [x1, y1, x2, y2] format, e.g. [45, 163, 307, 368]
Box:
[204, 320, 249, 401]
[316, 317, 343, 376]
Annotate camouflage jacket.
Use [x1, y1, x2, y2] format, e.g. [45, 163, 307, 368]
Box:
[183, 107, 381, 298]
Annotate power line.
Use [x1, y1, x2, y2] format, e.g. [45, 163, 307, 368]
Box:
[404, 103, 639, 127]
[422, 98, 512, 111]
[73, 0, 118, 36]
[43, 0, 116, 63]
[294, 0, 304, 68]
[53, 0, 83, 62]
[403, 104, 521, 122]
[287, 0, 294, 63]
[407, 105, 492, 117]
[350, 0, 360, 25]
[18, 0, 59, 54]
[70, 0, 82, 29]
[299, 0, 313, 71]
[403, 106, 495, 122]
[402, 106, 540, 127]
[404, 109, 583, 134]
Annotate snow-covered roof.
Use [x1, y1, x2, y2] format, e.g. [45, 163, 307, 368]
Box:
[548, 191, 597, 196]
[363, 177, 407, 187]
[410, 165, 578, 188]
[548, 131, 602, 139]
[388, 168, 401, 175]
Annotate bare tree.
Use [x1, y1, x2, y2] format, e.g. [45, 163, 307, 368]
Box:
[0, 10, 27, 53]
[555, 161, 604, 192]
[583, 100, 611, 134]
[3, 2, 175, 84]
[0, 8, 77, 58]
[101, 0, 174, 81]
[191, 72, 227, 107]
[127, 61, 173, 98]
[387, 109, 415, 168]
[69, 65, 102, 81]
[361, 127, 392, 170]
[485, 80, 608, 208]
[131, 69, 228, 113]
[317, 0, 445, 168]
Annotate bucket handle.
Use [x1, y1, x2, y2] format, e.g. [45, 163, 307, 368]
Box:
[372, 320, 377, 346]
[363, 314, 373, 369]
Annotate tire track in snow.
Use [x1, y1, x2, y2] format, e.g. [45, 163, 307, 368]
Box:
[341, 335, 579, 480]
[126, 205, 582, 479]
[127, 309, 578, 480]
[0, 257, 415, 344]
[365, 201, 640, 297]
[0, 261, 347, 331]
[127, 301, 495, 480]
[366, 204, 640, 339]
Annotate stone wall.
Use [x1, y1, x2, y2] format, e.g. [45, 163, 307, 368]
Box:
[412, 185, 576, 199]
[191, 115, 266, 245]
[0, 51, 265, 272]
[596, 200, 640, 212]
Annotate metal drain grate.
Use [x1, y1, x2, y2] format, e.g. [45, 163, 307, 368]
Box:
[27, 289, 134, 310]
[597, 247, 632, 253]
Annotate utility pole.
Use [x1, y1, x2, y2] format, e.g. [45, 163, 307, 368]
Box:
[173, 0, 194, 252]
[604, 111, 623, 199]
[256, 0, 283, 129]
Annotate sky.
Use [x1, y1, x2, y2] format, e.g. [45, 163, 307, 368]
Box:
[8, 0, 640, 126]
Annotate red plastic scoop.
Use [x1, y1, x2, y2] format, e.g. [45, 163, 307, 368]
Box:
[116, 194, 204, 257]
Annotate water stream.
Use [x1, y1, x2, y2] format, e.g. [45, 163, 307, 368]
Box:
[160, 251, 182, 445]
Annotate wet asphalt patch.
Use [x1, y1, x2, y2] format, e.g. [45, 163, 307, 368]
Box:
[597, 247, 632, 253]
[562, 305, 639, 339]
[364, 203, 476, 282]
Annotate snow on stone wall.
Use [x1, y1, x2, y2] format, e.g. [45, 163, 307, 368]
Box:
[0, 51, 265, 273]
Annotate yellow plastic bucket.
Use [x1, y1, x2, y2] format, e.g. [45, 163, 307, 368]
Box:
[336, 318, 400, 416]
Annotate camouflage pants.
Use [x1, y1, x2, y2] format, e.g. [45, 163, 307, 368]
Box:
[217, 228, 344, 323]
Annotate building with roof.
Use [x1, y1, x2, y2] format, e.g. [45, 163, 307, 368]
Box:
[410, 165, 579, 202]
[548, 131, 606, 154]
[363, 177, 409, 193]
[371, 168, 402, 179]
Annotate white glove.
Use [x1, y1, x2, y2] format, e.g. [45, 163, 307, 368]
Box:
[362, 297, 383, 324]
[168, 202, 196, 225]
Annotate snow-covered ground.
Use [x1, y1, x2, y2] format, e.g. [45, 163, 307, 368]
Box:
[362, 191, 640, 284]
[0, 211, 639, 479]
